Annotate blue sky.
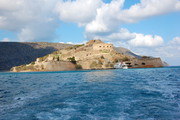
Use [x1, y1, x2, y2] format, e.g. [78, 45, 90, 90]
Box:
[0, 0, 180, 65]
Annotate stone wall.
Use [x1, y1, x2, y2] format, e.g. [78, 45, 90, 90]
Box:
[129, 58, 163, 68]
[93, 43, 113, 51]
[43, 61, 76, 71]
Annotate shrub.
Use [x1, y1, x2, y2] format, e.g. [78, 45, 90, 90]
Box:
[101, 55, 105, 59]
[67, 56, 76, 64]
[53, 55, 60, 61]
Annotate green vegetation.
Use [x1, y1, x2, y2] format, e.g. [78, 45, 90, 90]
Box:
[53, 55, 61, 61]
[101, 55, 105, 59]
[114, 58, 119, 63]
[67, 56, 76, 64]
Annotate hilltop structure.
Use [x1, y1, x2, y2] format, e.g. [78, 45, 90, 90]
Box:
[86, 40, 113, 51]
[11, 40, 164, 72]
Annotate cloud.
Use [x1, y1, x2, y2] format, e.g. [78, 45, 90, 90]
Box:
[127, 36, 180, 65]
[170, 37, 180, 45]
[0, 0, 59, 42]
[0, 0, 180, 44]
[84, 0, 180, 34]
[128, 34, 164, 47]
[85, 0, 124, 33]
[56, 0, 103, 25]
[1, 38, 10, 42]
[85, 28, 164, 48]
[118, 0, 180, 23]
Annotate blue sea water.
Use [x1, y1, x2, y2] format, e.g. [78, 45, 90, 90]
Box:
[0, 67, 180, 120]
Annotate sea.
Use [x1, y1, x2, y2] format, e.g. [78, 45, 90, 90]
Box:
[0, 67, 180, 120]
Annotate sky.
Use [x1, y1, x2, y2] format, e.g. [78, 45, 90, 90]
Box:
[0, 0, 180, 66]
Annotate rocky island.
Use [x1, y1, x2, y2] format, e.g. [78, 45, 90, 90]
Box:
[11, 40, 164, 72]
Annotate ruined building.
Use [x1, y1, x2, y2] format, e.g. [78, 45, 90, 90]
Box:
[86, 40, 113, 51]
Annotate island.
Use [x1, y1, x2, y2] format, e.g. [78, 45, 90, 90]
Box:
[10, 40, 165, 72]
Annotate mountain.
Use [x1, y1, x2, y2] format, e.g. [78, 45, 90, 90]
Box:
[114, 47, 141, 58]
[0, 42, 72, 71]
[10, 40, 164, 72]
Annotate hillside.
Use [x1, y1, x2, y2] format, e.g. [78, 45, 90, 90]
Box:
[11, 40, 164, 72]
[0, 42, 72, 71]
[114, 47, 141, 58]
[0, 41, 142, 71]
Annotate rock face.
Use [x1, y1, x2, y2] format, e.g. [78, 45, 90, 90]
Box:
[114, 47, 141, 58]
[11, 40, 164, 72]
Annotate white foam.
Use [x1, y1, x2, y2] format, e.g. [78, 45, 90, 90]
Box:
[36, 112, 71, 120]
[53, 107, 76, 114]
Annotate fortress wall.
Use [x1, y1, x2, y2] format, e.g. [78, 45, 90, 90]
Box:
[93, 43, 113, 51]
[130, 58, 163, 67]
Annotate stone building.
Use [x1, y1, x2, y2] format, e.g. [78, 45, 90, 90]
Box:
[93, 43, 113, 51]
[86, 40, 113, 51]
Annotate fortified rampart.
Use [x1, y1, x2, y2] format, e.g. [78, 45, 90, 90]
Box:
[128, 58, 163, 68]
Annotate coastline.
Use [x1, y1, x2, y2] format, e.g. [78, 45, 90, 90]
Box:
[2, 66, 175, 73]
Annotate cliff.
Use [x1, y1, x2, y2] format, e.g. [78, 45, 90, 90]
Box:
[11, 40, 164, 72]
